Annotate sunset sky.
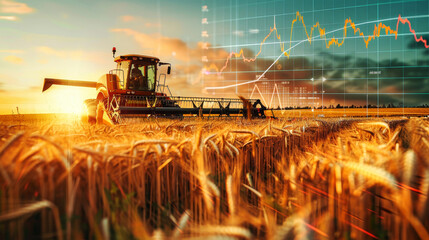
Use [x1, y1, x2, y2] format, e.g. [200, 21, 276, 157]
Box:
[1, 0, 429, 114]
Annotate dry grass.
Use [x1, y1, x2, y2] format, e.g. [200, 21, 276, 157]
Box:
[0, 114, 429, 239]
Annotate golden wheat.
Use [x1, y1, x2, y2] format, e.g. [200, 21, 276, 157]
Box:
[0, 116, 428, 239]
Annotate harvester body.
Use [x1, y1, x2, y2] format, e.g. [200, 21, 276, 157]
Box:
[42, 52, 267, 124]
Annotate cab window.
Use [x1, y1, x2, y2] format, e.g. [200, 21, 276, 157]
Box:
[129, 63, 156, 91]
[116, 61, 130, 89]
[147, 65, 155, 91]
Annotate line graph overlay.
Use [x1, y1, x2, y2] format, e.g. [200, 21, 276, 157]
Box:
[201, 0, 429, 110]
[204, 13, 429, 90]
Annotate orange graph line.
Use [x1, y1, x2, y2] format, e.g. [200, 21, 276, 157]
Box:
[397, 14, 429, 47]
[203, 12, 429, 74]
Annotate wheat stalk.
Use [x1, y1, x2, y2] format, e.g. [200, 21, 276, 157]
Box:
[0, 200, 63, 240]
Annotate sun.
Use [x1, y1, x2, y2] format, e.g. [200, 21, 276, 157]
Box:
[43, 87, 94, 114]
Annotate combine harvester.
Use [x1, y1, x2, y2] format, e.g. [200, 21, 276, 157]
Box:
[42, 48, 269, 124]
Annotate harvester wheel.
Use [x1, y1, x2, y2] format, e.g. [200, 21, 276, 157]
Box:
[83, 99, 98, 124]
[252, 100, 266, 118]
[96, 100, 105, 124]
[82, 98, 112, 125]
[96, 97, 114, 125]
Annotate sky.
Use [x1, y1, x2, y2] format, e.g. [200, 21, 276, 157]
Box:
[0, 0, 429, 114]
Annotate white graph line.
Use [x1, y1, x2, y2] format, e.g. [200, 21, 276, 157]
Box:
[204, 15, 429, 90]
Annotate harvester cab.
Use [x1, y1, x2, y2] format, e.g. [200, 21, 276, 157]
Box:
[42, 47, 268, 124]
[110, 54, 171, 95]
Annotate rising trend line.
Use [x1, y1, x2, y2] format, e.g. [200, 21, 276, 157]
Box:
[204, 13, 429, 90]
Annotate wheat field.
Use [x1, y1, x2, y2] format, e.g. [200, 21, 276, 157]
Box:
[0, 114, 429, 239]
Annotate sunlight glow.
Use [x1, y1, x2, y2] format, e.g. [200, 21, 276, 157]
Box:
[43, 87, 94, 114]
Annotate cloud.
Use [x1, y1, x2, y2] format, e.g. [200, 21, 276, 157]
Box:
[175, 64, 202, 75]
[121, 15, 135, 22]
[303, 51, 429, 105]
[111, 28, 197, 62]
[407, 35, 429, 55]
[3, 55, 23, 64]
[407, 34, 429, 49]
[0, 0, 34, 14]
[0, 15, 17, 21]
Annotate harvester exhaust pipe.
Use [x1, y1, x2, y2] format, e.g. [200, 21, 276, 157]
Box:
[42, 78, 97, 92]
